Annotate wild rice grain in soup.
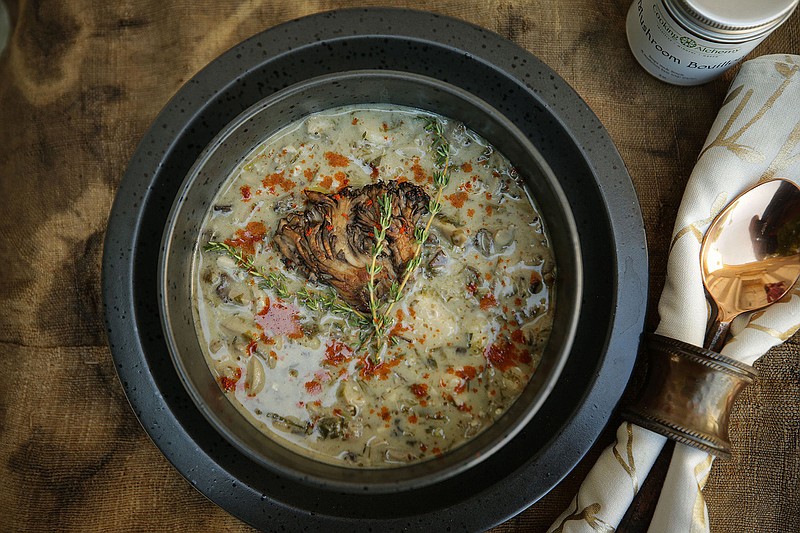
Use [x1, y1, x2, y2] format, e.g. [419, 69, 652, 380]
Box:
[194, 104, 555, 467]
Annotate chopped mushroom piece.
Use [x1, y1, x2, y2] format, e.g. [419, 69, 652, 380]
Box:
[431, 216, 467, 246]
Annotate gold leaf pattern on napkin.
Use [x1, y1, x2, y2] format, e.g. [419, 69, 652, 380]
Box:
[669, 192, 728, 250]
[760, 117, 800, 183]
[552, 500, 615, 533]
[698, 60, 797, 163]
[774, 56, 799, 79]
[746, 322, 800, 342]
[612, 422, 639, 494]
[690, 455, 713, 533]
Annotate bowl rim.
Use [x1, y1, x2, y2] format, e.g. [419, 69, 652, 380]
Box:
[102, 7, 647, 530]
[158, 68, 583, 492]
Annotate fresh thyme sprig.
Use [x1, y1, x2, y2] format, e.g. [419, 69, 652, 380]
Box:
[203, 241, 367, 326]
[204, 241, 290, 296]
[377, 117, 452, 327]
[365, 194, 393, 356]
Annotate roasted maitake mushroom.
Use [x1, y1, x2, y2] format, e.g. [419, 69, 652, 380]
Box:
[273, 181, 430, 312]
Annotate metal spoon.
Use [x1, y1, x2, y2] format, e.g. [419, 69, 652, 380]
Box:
[701, 178, 800, 352]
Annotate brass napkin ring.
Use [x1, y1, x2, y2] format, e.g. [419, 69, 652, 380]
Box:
[622, 333, 757, 459]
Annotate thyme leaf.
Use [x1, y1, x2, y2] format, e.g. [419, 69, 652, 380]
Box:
[367, 193, 393, 359]
[203, 241, 367, 327]
[377, 117, 454, 328]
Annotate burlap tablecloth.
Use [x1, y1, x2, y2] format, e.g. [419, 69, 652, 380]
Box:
[0, 1, 797, 531]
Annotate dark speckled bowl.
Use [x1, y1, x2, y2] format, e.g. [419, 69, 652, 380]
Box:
[159, 70, 582, 493]
[103, 8, 646, 531]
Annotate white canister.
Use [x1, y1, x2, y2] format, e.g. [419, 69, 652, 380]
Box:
[626, 0, 798, 85]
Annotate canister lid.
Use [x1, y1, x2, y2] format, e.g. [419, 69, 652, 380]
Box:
[669, 0, 799, 40]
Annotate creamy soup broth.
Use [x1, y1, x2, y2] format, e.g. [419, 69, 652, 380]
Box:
[193, 104, 555, 467]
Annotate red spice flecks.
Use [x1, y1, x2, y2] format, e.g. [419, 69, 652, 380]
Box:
[369, 163, 380, 180]
[389, 309, 409, 337]
[411, 160, 428, 184]
[333, 171, 349, 189]
[324, 151, 350, 167]
[446, 191, 469, 208]
[240, 185, 252, 201]
[484, 341, 532, 372]
[333, 408, 343, 417]
[479, 293, 498, 310]
[449, 366, 478, 394]
[486, 205, 494, 216]
[358, 356, 401, 380]
[419, 443, 428, 452]
[408, 414, 418, 424]
[255, 297, 304, 339]
[432, 447, 442, 456]
[457, 366, 478, 380]
[224, 221, 267, 256]
[460, 162, 473, 173]
[467, 208, 475, 218]
[466, 283, 478, 295]
[351, 117, 359, 125]
[410, 383, 429, 398]
[246, 340, 258, 357]
[304, 380, 322, 395]
[219, 367, 242, 392]
[262, 170, 295, 194]
[322, 339, 354, 367]
[380, 406, 392, 421]
[303, 168, 316, 181]
[320, 175, 334, 189]
[511, 329, 525, 344]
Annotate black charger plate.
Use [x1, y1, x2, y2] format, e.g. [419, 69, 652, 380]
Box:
[103, 8, 647, 531]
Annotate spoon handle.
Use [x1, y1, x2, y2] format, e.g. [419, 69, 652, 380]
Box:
[704, 318, 732, 353]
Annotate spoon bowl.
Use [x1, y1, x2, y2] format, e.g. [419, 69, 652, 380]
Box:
[701, 178, 800, 351]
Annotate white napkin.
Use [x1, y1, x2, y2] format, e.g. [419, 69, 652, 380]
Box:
[547, 54, 800, 533]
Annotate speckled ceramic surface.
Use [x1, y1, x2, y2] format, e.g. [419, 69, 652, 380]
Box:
[103, 8, 647, 531]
